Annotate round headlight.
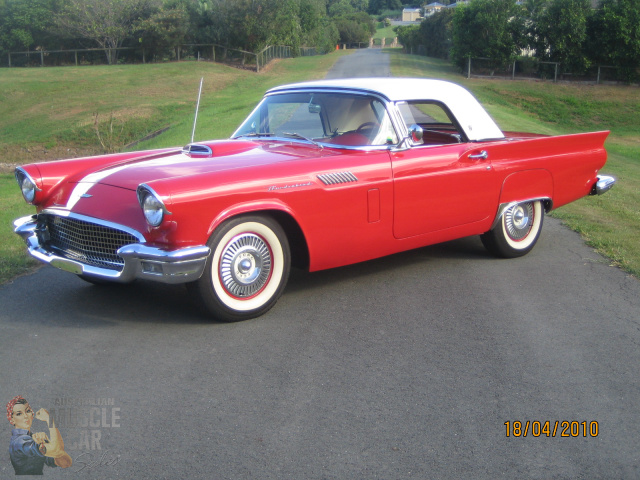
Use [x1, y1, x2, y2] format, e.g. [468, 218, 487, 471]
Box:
[137, 184, 171, 227]
[21, 177, 36, 203]
[142, 193, 165, 227]
[15, 169, 37, 204]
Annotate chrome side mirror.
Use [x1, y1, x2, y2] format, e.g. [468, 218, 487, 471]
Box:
[408, 124, 423, 143]
[390, 124, 423, 152]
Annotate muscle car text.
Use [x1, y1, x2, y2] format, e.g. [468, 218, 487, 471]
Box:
[50, 397, 121, 450]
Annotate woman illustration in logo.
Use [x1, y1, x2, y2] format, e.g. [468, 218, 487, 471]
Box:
[6, 396, 72, 475]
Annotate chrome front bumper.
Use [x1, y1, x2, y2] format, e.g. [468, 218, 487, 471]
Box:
[14, 215, 210, 284]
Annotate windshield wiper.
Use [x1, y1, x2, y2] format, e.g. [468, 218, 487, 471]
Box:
[234, 132, 275, 139]
[282, 132, 323, 149]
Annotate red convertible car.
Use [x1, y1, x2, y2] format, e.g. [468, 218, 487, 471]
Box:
[14, 78, 614, 321]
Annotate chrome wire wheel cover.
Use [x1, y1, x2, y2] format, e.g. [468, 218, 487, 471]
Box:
[219, 233, 272, 298]
[504, 202, 534, 241]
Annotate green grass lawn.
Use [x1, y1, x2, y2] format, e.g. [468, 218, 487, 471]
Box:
[373, 24, 398, 42]
[0, 174, 40, 283]
[0, 51, 353, 163]
[1, 49, 639, 283]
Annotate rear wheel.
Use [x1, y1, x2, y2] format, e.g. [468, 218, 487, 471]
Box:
[188, 215, 290, 322]
[481, 200, 544, 258]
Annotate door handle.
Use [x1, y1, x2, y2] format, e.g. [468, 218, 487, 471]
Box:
[469, 150, 488, 160]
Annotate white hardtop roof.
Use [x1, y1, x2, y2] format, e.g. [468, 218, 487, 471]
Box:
[267, 78, 504, 142]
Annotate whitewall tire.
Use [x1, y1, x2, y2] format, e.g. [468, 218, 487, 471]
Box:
[481, 200, 544, 258]
[189, 215, 291, 321]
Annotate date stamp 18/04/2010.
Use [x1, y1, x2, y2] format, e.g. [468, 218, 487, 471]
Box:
[504, 421, 599, 438]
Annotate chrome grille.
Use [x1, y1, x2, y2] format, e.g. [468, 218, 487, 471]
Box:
[43, 214, 139, 271]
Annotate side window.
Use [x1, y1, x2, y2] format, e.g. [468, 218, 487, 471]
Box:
[397, 101, 464, 146]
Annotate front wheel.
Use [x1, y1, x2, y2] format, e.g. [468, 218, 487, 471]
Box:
[188, 215, 291, 322]
[481, 200, 544, 258]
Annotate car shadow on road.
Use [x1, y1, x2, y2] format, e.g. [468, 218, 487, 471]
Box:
[2, 235, 493, 327]
[285, 235, 492, 294]
[70, 280, 209, 324]
[1, 267, 210, 327]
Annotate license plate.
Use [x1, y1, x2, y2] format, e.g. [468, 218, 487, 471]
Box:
[50, 258, 84, 275]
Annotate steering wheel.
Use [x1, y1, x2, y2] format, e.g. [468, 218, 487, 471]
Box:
[356, 122, 380, 134]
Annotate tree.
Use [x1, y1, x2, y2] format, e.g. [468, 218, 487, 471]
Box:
[419, 9, 454, 59]
[209, 0, 294, 52]
[0, 0, 60, 52]
[300, 0, 340, 53]
[56, 0, 160, 64]
[183, 0, 230, 45]
[184, 0, 335, 54]
[538, 0, 591, 73]
[314, 17, 340, 53]
[134, 6, 189, 60]
[395, 24, 420, 53]
[272, 0, 304, 53]
[368, 0, 401, 14]
[328, 0, 369, 15]
[337, 11, 375, 43]
[587, 0, 640, 82]
[451, 0, 525, 69]
[334, 17, 371, 44]
[522, 0, 548, 58]
[329, 0, 356, 16]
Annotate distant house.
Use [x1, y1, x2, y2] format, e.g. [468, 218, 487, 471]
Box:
[446, 0, 469, 7]
[424, 2, 446, 16]
[402, 7, 422, 21]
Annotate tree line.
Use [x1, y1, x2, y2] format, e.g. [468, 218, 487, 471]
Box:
[0, 0, 408, 64]
[396, 0, 640, 82]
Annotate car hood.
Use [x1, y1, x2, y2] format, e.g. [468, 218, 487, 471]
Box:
[83, 140, 321, 190]
[44, 139, 330, 212]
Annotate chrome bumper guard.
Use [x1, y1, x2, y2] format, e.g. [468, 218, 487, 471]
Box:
[591, 175, 616, 195]
[13, 215, 210, 284]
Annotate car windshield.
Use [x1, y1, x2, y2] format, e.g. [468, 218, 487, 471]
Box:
[232, 92, 398, 147]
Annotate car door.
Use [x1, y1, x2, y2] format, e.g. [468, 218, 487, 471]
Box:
[391, 101, 500, 239]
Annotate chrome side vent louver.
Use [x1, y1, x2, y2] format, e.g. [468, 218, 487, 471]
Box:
[317, 172, 358, 185]
[182, 143, 213, 157]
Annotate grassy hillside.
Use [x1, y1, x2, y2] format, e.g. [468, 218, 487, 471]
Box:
[0, 52, 352, 165]
[373, 24, 397, 41]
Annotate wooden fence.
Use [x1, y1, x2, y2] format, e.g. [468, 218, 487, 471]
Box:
[4, 44, 322, 72]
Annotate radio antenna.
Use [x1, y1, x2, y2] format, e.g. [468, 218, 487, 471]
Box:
[190, 77, 204, 144]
